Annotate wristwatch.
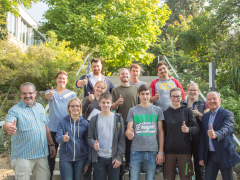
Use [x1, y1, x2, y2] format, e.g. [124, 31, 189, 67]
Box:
[198, 113, 203, 117]
[50, 144, 55, 147]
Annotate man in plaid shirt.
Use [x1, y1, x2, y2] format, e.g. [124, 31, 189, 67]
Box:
[4, 82, 56, 180]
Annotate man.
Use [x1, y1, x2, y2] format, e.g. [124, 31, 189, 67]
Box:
[150, 60, 185, 111]
[199, 92, 240, 180]
[4, 82, 56, 180]
[76, 58, 114, 97]
[88, 93, 125, 180]
[45, 71, 77, 179]
[111, 68, 139, 175]
[150, 61, 185, 173]
[125, 84, 165, 180]
[129, 64, 146, 87]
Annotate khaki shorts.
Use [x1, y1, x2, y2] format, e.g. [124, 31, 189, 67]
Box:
[11, 157, 50, 180]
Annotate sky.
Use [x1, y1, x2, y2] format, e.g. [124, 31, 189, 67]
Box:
[26, 2, 49, 23]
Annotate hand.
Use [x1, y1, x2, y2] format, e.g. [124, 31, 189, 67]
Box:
[83, 166, 88, 174]
[181, 121, 189, 133]
[80, 76, 88, 87]
[63, 132, 70, 142]
[199, 160, 204, 166]
[112, 159, 121, 168]
[126, 128, 134, 140]
[50, 146, 56, 158]
[88, 92, 95, 102]
[208, 124, 217, 139]
[192, 105, 200, 117]
[154, 91, 160, 101]
[94, 140, 100, 151]
[8, 120, 17, 136]
[48, 86, 54, 100]
[116, 94, 124, 105]
[156, 153, 165, 164]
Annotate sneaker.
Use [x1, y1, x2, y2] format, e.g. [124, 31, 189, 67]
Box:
[155, 165, 162, 174]
[141, 164, 146, 173]
[123, 164, 130, 173]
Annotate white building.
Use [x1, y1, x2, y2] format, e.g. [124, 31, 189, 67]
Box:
[7, 5, 46, 51]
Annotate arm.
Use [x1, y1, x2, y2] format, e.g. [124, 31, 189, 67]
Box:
[150, 81, 157, 103]
[156, 121, 165, 164]
[55, 121, 66, 144]
[215, 111, 234, 141]
[3, 121, 17, 135]
[111, 89, 123, 110]
[199, 119, 206, 164]
[88, 116, 96, 149]
[82, 97, 91, 114]
[76, 75, 87, 88]
[173, 79, 185, 100]
[188, 109, 200, 135]
[83, 122, 91, 166]
[114, 116, 125, 163]
[125, 121, 134, 140]
[108, 79, 115, 94]
[46, 125, 56, 158]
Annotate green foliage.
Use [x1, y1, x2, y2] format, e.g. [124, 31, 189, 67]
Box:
[0, 128, 11, 154]
[40, 0, 171, 69]
[0, 4, 7, 40]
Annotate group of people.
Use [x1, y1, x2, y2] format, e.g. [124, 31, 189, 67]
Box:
[3, 57, 240, 180]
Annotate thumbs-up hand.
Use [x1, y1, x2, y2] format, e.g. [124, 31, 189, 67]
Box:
[181, 121, 189, 133]
[8, 119, 17, 136]
[154, 91, 160, 101]
[126, 128, 134, 140]
[94, 140, 100, 151]
[117, 94, 124, 105]
[88, 92, 95, 102]
[63, 132, 70, 142]
[192, 105, 200, 117]
[48, 86, 55, 100]
[208, 124, 217, 139]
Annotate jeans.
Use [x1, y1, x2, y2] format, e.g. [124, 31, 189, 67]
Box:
[93, 157, 120, 180]
[130, 151, 157, 180]
[205, 151, 233, 180]
[59, 159, 86, 180]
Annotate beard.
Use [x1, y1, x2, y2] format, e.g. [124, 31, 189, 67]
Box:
[93, 70, 101, 75]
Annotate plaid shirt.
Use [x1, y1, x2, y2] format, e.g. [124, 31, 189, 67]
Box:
[5, 100, 49, 160]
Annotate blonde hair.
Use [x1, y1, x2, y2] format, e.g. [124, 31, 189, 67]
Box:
[130, 64, 141, 71]
[67, 97, 82, 115]
[187, 82, 199, 91]
[94, 80, 107, 90]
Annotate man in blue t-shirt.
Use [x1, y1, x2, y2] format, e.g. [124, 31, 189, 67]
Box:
[45, 71, 77, 179]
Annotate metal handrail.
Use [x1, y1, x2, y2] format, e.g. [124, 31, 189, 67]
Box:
[162, 55, 240, 147]
[75, 54, 90, 92]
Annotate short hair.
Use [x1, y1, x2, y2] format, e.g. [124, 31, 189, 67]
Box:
[99, 92, 112, 102]
[138, 84, 151, 94]
[130, 64, 141, 72]
[207, 91, 221, 99]
[156, 61, 168, 72]
[67, 97, 82, 115]
[20, 82, 36, 92]
[187, 82, 199, 90]
[118, 68, 129, 75]
[170, 87, 182, 96]
[91, 58, 101, 64]
[55, 71, 68, 79]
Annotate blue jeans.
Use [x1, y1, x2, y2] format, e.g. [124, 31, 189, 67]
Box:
[93, 157, 120, 180]
[130, 151, 157, 180]
[205, 151, 233, 180]
[59, 159, 86, 180]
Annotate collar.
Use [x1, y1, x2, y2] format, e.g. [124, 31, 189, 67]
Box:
[20, 99, 36, 107]
[210, 106, 221, 116]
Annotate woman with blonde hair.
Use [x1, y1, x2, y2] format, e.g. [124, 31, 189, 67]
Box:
[56, 97, 90, 180]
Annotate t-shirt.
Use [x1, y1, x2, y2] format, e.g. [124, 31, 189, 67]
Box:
[89, 74, 103, 87]
[97, 113, 115, 158]
[45, 89, 76, 132]
[126, 104, 164, 152]
[129, 80, 146, 87]
[111, 85, 139, 124]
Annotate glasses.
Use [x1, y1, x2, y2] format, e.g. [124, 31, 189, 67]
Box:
[21, 92, 35, 96]
[69, 105, 81, 108]
[171, 96, 182, 99]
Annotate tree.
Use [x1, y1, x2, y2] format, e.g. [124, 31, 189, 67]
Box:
[40, 0, 171, 68]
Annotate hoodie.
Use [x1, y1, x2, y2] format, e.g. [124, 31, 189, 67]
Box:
[163, 105, 199, 154]
[56, 115, 90, 165]
[150, 76, 185, 111]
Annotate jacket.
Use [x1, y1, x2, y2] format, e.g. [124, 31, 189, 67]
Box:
[56, 115, 90, 165]
[199, 107, 240, 168]
[181, 99, 206, 142]
[163, 105, 199, 154]
[88, 113, 125, 163]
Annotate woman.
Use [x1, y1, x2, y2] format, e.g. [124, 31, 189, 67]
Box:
[163, 87, 199, 180]
[56, 97, 90, 180]
[81, 80, 107, 180]
[181, 82, 209, 180]
[82, 80, 107, 120]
